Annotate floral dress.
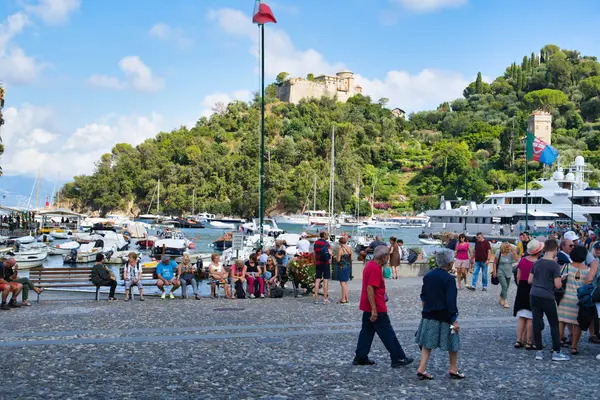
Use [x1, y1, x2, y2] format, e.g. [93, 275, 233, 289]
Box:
[557, 265, 589, 325]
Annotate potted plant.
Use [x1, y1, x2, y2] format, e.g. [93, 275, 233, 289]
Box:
[287, 253, 317, 294]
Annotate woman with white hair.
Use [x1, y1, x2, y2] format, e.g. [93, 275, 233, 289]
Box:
[415, 249, 464, 380]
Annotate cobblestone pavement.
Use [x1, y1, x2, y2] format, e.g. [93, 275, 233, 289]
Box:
[2, 278, 599, 399]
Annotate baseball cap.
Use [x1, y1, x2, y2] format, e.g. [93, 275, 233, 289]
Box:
[301, 232, 307, 238]
[593, 242, 600, 250]
[161, 255, 170, 263]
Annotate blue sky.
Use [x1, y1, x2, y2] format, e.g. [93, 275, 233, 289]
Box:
[1, 0, 599, 206]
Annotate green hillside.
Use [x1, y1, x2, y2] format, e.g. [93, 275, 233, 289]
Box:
[60, 44, 600, 217]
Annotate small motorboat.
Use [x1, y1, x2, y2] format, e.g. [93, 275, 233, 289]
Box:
[419, 238, 443, 246]
[152, 238, 187, 258]
[63, 241, 104, 263]
[49, 230, 72, 239]
[136, 236, 157, 249]
[49, 241, 80, 256]
[12, 252, 48, 269]
[0, 235, 9, 244]
[103, 250, 141, 265]
[14, 235, 36, 245]
[37, 234, 55, 243]
[210, 221, 236, 230]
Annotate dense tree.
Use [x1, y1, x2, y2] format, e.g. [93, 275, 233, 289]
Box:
[61, 45, 600, 217]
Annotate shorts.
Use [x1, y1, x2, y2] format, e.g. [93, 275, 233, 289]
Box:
[516, 309, 533, 319]
[124, 280, 143, 290]
[0, 282, 20, 291]
[455, 259, 470, 270]
[315, 264, 331, 280]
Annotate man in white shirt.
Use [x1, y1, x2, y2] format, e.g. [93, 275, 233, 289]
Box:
[297, 232, 310, 254]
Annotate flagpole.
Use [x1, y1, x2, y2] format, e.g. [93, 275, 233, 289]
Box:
[525, 150, 529, 232]
[259, 22, 265, 247]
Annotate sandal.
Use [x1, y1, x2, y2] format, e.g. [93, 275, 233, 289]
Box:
[417, 371, 434, 380]
[514, 341, 524, 349]
[525, 343, 535, 351]
[449, 371, 466, 380]
[571, 348, 579, 355]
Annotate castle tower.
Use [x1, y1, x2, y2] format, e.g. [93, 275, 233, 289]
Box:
[528, 111, 552, 145]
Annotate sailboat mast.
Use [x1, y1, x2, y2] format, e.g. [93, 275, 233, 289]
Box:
[157, 179, 160, 215]
[328, 126, 335, 234]
[56, 172, 60, 206]
[35, 169, 41, 209]
[192, 188, 196, 215]
[313, 175, 317, 210]
[357, 174, 360, 220]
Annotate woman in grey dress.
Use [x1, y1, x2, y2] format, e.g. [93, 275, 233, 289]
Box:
[493, 242, 519, 308]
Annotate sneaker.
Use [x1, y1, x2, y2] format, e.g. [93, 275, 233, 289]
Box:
[552, 351, 570, 361]
[8, 301, 21, 308]
[250, 294, 255, 299]
[140, 296, 145, 301]
[169, 293, 175, 299]
[161, 293, 166, 299]
[108, 297, 118, 302]
[391, 357, 414, 368]
[0, 303, 10, 311]
[260, 294, 265, 298]
[482, 288, 487, 292]
[467, 286, 476, 291]
[352, 357, 376, 366]
[535, 351, 544, 360]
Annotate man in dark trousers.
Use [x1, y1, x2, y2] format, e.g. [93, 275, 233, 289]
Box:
[313, 231, 332, 304]
[353, 245, 413, 368]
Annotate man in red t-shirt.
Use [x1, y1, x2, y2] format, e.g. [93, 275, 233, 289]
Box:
[468, 232, 492, 291]
[353, 245, 413, 367]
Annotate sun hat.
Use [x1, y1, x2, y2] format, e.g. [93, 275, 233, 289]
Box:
[526, 239, 543, 255]
[563, 231, 578, 241]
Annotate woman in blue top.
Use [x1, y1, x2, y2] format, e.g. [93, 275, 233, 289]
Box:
[415, 249, 464, 380]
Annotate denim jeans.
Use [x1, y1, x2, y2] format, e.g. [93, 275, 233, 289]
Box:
[355, 312, 407, 363]
[180, 278, 199, 298]
[471, 261, 488, 288]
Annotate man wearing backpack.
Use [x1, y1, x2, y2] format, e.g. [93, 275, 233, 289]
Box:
[313, 231, 332, 304]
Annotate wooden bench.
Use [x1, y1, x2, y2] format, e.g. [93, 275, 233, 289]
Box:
[29, 267, 100, 301]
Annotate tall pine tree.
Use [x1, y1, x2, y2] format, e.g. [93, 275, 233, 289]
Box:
[475, 72, 483, 94]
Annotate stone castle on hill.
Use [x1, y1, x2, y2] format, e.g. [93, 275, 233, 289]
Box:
[276, 70, 363, 104]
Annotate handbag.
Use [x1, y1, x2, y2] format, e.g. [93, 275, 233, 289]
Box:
[491, 256, 499, 285]
[555, 264, 569, 305]
[491, 275, 500, 285]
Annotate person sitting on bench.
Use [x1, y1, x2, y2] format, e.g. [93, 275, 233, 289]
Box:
[156, 255, 180, 300]
[124, 252, 144, 302]
[91, 253, 118, 302]
[2, 258, 42, 306]
[0, 259, 23, 310]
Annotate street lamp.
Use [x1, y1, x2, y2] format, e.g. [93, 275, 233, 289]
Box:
[252, 1, 277, 246]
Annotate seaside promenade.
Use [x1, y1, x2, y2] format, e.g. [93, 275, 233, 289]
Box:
[2, 278, 598, 399]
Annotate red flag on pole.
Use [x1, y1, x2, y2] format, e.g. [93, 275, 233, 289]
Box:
[253, 0, 277, 24]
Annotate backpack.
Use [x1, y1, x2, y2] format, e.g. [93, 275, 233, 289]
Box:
[317, 241, 331, 263]
[270, 286, 284, 298]
[407, 250, 418, 264]
[234, 280, 246, 299]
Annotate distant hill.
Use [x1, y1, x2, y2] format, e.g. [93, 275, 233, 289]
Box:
[60, 44, 600, 217]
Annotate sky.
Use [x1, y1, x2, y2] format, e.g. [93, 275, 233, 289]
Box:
[1, 0, 600, 206]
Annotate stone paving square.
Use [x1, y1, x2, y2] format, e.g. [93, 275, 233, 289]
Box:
[2, 278, 599, 399]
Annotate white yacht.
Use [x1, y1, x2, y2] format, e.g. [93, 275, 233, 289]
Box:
[274, 210, 330, 225]
[424, 156, 600, 236]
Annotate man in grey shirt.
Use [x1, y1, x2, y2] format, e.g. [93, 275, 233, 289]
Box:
[528, 239, 570, 362]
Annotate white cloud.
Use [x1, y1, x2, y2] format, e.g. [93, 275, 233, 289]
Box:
[209, 8, 470, 112]
[392, 0, 468, 12]
[149, 23, 192, 48]
[26, 0, 81, 25]
[201, 90, 252, 117]
[87, 56, 164, 92]
[0, 13, 44, 85]
[86, 74, 126, 90]
[208, 8, 344, 78]
[356, 69, 470, 112]
[1, 104, 164, 177]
